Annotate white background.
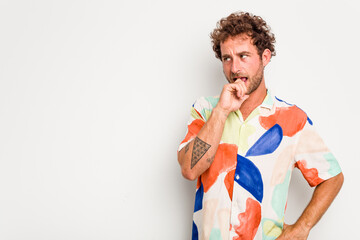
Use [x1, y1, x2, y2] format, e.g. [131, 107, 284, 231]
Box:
[0, 0, 359, 239]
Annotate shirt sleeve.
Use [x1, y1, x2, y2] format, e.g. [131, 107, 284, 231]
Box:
[177, 97, 209, 152]
[293, 120, 342, 187]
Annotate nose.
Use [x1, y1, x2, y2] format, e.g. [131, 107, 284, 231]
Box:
[231, 57, 242, 74]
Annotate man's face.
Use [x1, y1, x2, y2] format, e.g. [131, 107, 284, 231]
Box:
[220, 34, 264, 95]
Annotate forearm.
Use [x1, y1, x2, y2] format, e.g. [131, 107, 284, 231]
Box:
[178, 80, 249, 181]
[294, 172, 344, 232]
[178, 106, 229, 180]
[277, 173, 344, 239]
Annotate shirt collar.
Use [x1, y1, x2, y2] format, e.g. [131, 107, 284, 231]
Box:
[260, 89, 275, 110]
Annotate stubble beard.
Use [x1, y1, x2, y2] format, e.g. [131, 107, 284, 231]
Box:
[246, 64, 264, 95]
[224, 64, 265, 95]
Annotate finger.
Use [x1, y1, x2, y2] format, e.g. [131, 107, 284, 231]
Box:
[231, 82, 244, 98]
[234, 80, 247, 97]
[242, 95, 249, 102]
[234, 78, 244, 84]
[240, 84, 247, 97]
[228, 83, 242, 98]
[235, 84, 242, 98]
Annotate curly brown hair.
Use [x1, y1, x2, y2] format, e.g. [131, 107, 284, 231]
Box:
[210, 12, 276, 60]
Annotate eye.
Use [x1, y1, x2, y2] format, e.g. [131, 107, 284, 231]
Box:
[240, 55, 248, 59]
[222, 57, 231, 62]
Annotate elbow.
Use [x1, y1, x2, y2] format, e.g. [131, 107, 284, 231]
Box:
[323, 172, 344, 191]
[178, 152, 197, 181]
[333, 172, 344, 194]
[178, 148, 198, 181]
[337, 172, 345, 187]
[181, 168, 197, 181]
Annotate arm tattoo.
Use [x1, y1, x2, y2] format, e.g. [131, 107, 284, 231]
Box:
[206, 155, 215, 164]
[185, 143, 190, 154]
[191, 137, 211, 169]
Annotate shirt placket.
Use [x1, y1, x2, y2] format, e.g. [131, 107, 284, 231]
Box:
[229, 112, 245, 239]
[229, 111, 260, 239]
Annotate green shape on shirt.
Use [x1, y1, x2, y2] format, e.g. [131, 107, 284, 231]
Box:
[197, 96, 219, 121]
[190, 106, 212, 122]
[221, 112, 241, 145]
[209, 228, 222, 240]
[205, 96, 220, 109]
[204, 109, 212, 120]
[262, 218, 283, 239]
[198, 108, 208, 120]
[245, 108, 260, 122]
[238, 123, 256, 153]
[271, 170, 291, 219]
[191, 107, 202, 120]
[262, 92, 274, 109]
[221, 112, 257, 151]
[323, 152, 341, 176]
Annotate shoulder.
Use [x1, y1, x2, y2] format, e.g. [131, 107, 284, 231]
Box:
[192, 96, 220, 121]
[273, 96, 310, 120]
[193, 96, 219, 108]
[192, 96, 220, 110]
[272, 96, 313, 132]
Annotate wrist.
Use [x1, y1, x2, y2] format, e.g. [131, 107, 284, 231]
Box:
[213, 106, 230, 119]
[294, 220, 312, 234]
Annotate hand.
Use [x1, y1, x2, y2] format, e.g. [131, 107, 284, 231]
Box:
[276, 223, 310, 240]
[216, 79, 249, 116]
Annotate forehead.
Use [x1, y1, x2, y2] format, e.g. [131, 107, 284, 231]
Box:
[220, 34, 257, 55]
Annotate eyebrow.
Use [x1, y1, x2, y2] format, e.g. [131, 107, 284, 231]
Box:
[221, 51, 252, 58]
[238, 51, 251, 55]
[221, 54, 231, 59]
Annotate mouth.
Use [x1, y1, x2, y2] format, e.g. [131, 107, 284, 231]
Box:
[233, 77, 248, 83]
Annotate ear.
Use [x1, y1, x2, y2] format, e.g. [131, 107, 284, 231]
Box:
[261, 49, 272, 66]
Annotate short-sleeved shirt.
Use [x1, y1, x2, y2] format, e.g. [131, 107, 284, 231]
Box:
[178, 90, 342, 240]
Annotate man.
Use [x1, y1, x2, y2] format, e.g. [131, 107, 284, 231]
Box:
[177, 12, 344, 240]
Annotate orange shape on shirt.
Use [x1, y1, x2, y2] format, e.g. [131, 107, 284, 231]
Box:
[259, 105, 307, 137]
[233, 198, 261, 240]
[295, 160, 324, 187]
[202, 143, 238, 193]
[224, 169, 235, 201]
[180, 119, 205, 145]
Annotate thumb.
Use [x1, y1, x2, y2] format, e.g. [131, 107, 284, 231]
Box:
[283, 223, 289, 230]
[241, 95, 250, 102]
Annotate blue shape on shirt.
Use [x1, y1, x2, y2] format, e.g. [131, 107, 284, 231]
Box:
[192, 221, 199, 240]
[275, 96, 293, 106]
[307, 116, 313, 125]
[246, 124, 283, 157]
[234, 154, 264, 202]
[194, 182, 204, 212]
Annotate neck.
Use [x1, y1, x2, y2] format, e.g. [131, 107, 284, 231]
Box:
[240, 79, 267, 120]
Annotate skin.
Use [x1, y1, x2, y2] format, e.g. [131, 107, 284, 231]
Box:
[277, 172, 344, 239]
[178, 34, 344, 239]
[178, 34, 271, 180]
[220, 34, 271, 120]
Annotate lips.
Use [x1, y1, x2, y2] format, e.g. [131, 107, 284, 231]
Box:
[233, 77, 248, 82]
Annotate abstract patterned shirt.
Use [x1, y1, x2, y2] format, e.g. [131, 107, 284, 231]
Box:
[178, 90, 342, 240]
